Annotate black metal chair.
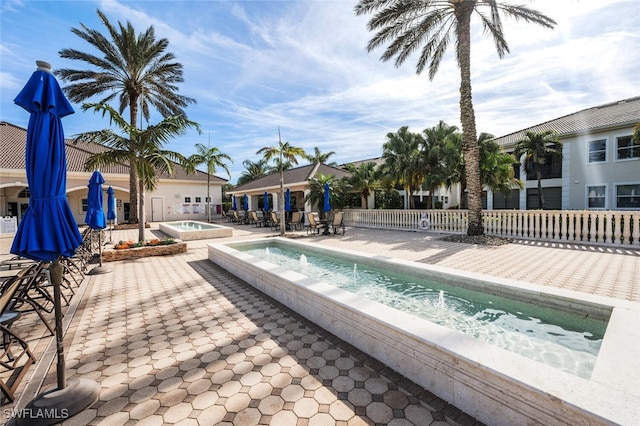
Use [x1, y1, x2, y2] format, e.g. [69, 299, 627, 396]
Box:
[1, 267, 37, 402]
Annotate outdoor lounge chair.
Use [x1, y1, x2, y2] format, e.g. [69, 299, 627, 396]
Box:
[330, 212, 346, 235]
[232, 210, 240, 223]
[290, 211, 303, 230]
[7, 262, 56, 336]
[0, 267, 37, 402]
[249, 211, 263, 227]
[270, 212, 282, 231]
[306, 213, 320, 235]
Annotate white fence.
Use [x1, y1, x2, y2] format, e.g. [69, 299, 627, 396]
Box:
[342, 209, 640, 248]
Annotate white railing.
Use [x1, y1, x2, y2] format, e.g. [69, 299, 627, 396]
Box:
[342, 209, 640, 248]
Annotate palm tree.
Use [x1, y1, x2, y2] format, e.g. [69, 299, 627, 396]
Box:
[345, 162, 379, 209]
[381, 126, 422, 209]
[56, 9, 196, 224]
[634, 122, 640, 145]
[307, 147, 337, 166]
[479, 134, 523, 198]
[187, 142, 232, 223]
[422, 121, 460, 208]
[305, 174, 341, 219]
[257, 129, 306, 235]
[237, 159, 269, 186]
[514, 130, 563, 209]
[355, 1, 556, 235]
[75, 103, 199, 242]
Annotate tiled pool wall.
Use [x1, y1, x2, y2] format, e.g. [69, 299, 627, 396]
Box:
[208, 238, 640, 426]
[159, 221, 233, 241]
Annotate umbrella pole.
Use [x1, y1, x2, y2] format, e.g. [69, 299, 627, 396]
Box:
[89, 230, 111, 275]
[18, 258, 100, 426]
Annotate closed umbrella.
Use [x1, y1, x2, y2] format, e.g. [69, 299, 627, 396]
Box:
[323, 183, 332, 214]
[231, 195, 237, 211]
[243, 194, 249, 211]
[86, 170, 110, 275]
[107, 186, 116, 242]
[285, 188, 291, 212]
[263, 191, 270, 212]
[11, 60, 99, 425]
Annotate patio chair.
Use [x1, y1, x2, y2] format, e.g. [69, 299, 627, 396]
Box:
[221, 210, 230, 222]
[270, 212, 282, 231]
[1, 268, 37, 402]
[330, 212, 346, 235]
[232, 210, 240, 223]
[249, 211, 263, 227]
[290, 211, 303, 230]
[7, 263, 56, 336]
[306, 213, 320, 235]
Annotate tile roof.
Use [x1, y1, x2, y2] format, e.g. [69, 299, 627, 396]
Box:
[0, 121, 225, 183]
[231, 163, 351, 193]
[493, 96, 640, 147]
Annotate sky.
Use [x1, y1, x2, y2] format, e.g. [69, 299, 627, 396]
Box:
[1, 0, 639, 184]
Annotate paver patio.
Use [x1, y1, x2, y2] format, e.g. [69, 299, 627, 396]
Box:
[1, 221, 638, 425]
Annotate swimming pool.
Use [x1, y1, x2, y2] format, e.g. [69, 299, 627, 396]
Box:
[208, 237, 640, 425]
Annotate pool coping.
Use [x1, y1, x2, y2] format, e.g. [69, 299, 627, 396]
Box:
[208, 237, 640, 426]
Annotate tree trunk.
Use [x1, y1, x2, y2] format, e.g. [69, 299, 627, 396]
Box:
[456, 4, 484, 236]
[279, 153, 286, 236]
[138, 178, 145, 242]
[129, 167, 138, 223]
[537, 169, 545, 209]
[206, 173, 211, 222]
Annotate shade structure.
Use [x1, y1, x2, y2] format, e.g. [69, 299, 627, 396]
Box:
[12, 61, 99, 425]
[285, 188, 291, 212]
[231, 195, 237, 211]
[263, 191, 270, 212]
[107, 186, 116, 221]
[85, 170, 107, 230]
[10, 63, 83, 262]
[323, 183, 331, 213]
[243, 194, 249, 211]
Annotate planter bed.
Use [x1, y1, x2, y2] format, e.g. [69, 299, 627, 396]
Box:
[102, 241, 186, 262]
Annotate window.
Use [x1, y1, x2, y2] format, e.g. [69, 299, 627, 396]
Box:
[81, 198, 88, 212]
[616, 136, 640, 160]
[587, 185, 606, 209]
[195, 197, 202, 203]
[588, 139, 606, 163]
[616, 184, 640, 209]
[17, 188, 31, 198]
[184, 197, 191, 203]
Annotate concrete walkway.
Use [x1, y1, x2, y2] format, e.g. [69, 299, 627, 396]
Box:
[2, 221, 639, 425]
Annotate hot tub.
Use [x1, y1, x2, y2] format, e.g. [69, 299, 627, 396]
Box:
[159, 220, 232, 241]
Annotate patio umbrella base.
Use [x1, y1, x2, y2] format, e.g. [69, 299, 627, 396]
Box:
[14, 378, 100, 426]
[88, 265, 112, 275]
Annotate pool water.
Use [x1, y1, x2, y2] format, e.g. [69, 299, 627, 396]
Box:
[243, 245, 607, 378]
[170, 221, 219, 231]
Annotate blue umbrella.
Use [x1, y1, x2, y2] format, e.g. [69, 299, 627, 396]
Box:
[323, 183, 331, 213]
[10, 62, 83, 262]
[85, 170, 107, 230]
[107, 186, 116, 221]
[232, 195, 237, 211]
[10, 60, 99, 421]
[243, 194, 249, 211]
[285, 188, 291, 212]
[263, 191, 270, 212]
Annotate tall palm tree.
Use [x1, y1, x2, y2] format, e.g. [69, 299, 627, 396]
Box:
[307, 147, 337, 166]
[345, 162, 379, 209]
[237, 159, 269, 186]
[355, 1, 556, 235]
[381, 126, 422, 209]
[305, 173, 339, 219]
[75, 103, 199, 242]
[634, 122, 640, 145]
[187, 142, 232, 223]
[56, 9, 196, 223]
[257, 129, 306, 235]
[514, 130, 563, 209]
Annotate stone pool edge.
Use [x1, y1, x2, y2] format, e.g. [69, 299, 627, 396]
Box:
[208, 237, 640, 426]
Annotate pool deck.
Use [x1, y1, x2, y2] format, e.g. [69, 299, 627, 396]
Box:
[1, 221, 639, 425]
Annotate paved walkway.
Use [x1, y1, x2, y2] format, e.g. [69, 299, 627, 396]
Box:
[2, 221, 639, 425]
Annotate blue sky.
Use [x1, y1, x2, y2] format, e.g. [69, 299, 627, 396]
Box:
[2, 0, 639, 184]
